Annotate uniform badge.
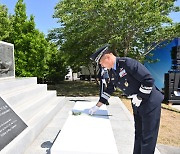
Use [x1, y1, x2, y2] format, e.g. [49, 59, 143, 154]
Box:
[124, 81, 129, 87]
[119, 68, 127, 78]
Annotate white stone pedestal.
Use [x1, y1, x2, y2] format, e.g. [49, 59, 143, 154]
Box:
[51, 101, 119, 154]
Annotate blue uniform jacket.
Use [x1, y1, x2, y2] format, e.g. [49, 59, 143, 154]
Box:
[99, 57, 164, 115]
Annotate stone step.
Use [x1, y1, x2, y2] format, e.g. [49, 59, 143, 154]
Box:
[2, 84, 47, 107]
[17, 91, 57, 122]
[0, 77, 37, 95]
[0, 77, 66, 154]
[1, 96, 66, 154]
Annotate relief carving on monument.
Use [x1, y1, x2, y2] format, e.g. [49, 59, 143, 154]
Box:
[0, 41, 15, 78]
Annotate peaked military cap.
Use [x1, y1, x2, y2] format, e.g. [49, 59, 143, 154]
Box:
[90, 44, 110, 63]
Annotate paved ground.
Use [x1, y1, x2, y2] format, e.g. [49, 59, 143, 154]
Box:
[157, 144, 180, 154]
[25, 96, 180, 154]
[172, 104, 180, 111]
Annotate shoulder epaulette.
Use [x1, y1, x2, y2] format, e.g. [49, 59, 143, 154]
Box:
[118, 59, 126, 62]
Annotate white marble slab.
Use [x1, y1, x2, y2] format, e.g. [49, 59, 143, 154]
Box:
[51, 101, 119, 154]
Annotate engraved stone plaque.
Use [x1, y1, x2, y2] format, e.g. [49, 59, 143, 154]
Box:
[0, 97, 27, 151]
[0, 41, 15, 78]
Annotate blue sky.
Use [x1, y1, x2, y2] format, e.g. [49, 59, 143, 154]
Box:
[0, 0, 180, 35]
[0, 0, 60, 35]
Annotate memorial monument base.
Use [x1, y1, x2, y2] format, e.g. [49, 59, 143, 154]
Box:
[51, 101, 119, 154]
[0, 77, 65, 154]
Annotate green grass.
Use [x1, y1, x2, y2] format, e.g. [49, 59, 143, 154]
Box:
[47, 80, 178, 114]
[47, 80, 123, 97]
[47, 80, 100, 97]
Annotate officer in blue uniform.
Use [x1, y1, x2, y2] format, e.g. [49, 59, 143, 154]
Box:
[89, 44, 164, 154]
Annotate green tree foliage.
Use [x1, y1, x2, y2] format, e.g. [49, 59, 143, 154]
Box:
[46, 43, 68, 84]
[2, 0, 68, 83]
[49, 0, 180, 68]
[7, 0, 47, 78]
[0, 4, 11, 41]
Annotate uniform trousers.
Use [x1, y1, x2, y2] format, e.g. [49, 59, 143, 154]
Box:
[133, 105, 161, 154]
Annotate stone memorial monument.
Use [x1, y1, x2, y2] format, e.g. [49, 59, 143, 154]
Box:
[0, 41, 28, 151]
[0, 41, 15, 79]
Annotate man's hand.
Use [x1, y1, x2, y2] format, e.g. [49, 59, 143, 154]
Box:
[89, 105, 99, 115]
[128, 94, 142, 107]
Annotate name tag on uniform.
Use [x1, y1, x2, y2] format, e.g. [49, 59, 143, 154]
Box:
[119, 69, 127, 78]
